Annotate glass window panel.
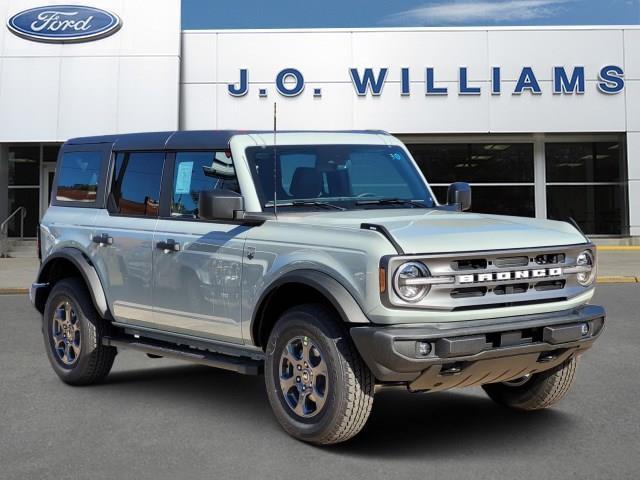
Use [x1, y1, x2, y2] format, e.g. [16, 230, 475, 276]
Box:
[8, 146, 40, 186]
[409, 143, 534, 183]
[545, 142, 623, 182]
[8, 188, 39, 237]
[55, 151, 102, 203]
[430, 186, 448, 205]
[278, 153, 316, 196]
[430, 185, 534, 218]
[43, 145, 61, 163]
[245, 145, 434, 207]
[409, 144, 467, 184]
[110, 152, 164, 217]
[547, 185, 625, 235]
[348, 150, 416, 198]
[470, 186, 535, 218]
[171, 151, 239, 218]
[47, 171, 55, 205]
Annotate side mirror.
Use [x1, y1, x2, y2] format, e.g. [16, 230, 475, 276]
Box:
[447, 182, 472, 211]
[198, 189, 244, 221]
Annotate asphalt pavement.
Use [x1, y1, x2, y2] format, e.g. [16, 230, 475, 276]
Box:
[1, 286, 639, 480]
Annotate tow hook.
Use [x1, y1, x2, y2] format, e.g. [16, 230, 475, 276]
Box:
[440, 364, 463, 375]
[539, 353, 556, 363]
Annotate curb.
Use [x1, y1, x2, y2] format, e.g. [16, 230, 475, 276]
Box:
[597, 276, 638, 284]
[596, 246, 640, 251]
[0, 288, 29, 295]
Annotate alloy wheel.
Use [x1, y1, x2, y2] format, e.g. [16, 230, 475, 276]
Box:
[279, 336, 329, 418]
[51, 300, 81, 367]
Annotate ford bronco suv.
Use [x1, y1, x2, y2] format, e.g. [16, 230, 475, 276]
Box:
[32, 130, 605, 445]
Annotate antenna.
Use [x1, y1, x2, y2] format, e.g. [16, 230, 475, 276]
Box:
[273, 102, 278, 218]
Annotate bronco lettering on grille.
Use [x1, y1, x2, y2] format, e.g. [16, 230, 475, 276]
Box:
[457, 268, 563, 284]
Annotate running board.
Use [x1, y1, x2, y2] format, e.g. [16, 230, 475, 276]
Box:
[103, 336, 263, 375]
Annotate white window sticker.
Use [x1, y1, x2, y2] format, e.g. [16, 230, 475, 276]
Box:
[175, 161, 193, 195]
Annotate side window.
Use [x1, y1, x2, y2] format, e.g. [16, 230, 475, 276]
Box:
[55, 151, 102, 203]
[171, 151, 239, 218]
[109, 152, 164, 217]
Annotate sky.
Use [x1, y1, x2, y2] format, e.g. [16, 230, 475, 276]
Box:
[182, 0, 640, 30]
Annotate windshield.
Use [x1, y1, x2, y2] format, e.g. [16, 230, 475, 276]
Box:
[245, 144, 435, 210]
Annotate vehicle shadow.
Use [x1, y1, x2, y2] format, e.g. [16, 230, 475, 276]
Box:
[103, 363, 575, 458]
[336, 387, 572, 459]
[103, 363, 272, 414]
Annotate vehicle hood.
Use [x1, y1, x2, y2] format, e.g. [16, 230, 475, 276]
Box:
[272, 209, 588, 254]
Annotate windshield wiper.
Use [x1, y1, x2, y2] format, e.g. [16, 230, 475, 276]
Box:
[266, 200, 346, 211]
[355, 198, 428, 208]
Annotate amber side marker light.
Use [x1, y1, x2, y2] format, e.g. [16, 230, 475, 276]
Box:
[379, 267, 387, 293]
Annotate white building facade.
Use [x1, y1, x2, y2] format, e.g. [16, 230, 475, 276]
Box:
[1, 0, 638, 239]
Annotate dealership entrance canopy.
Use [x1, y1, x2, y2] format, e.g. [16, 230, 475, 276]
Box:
[0, 0, 638, 238]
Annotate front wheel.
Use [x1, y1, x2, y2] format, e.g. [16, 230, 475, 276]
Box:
[264, 304, 374, 445]
[482, 357, 578, 411]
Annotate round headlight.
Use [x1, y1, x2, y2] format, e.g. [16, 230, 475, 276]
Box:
[576, 249, 596, 286]
[393, 262, 430, 302]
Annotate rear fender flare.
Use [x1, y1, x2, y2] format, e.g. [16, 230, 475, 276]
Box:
[36, 247, 109, 318]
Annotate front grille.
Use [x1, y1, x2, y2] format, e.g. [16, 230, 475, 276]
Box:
[535, 253, 566, 265]
[535, 280, 566, 291]
[450, 258, 487, 270]
[494, 256, 528, 268]
[493, 283, 529, 295]
[451, 297, 568, 311]
[451, 286, 487, 298]
[385, 244, 590, 311]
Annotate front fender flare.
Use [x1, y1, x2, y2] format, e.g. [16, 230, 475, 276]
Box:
[251, 269, 370, 345]
[36, 247, 109, 318]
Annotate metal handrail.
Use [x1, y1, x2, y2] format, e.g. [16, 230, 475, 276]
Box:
[0, 207, 27, 257]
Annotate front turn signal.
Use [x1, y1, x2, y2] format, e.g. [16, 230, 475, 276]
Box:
[379, 267, 387, 293]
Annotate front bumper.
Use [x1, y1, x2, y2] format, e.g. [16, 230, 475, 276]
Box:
[350, 304, 605, 391]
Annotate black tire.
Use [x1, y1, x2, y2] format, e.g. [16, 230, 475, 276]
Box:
[264, 304, 374, 445]
[43, 278, 117, 386]
[482, 357, 578, 411]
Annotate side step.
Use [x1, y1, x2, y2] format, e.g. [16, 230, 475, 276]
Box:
[103, 336, 264, 375]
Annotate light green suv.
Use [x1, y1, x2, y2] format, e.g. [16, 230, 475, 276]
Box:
[32, 130, 605, 445]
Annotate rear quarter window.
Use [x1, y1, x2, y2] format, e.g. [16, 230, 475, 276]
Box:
[55, 151, 103, 203]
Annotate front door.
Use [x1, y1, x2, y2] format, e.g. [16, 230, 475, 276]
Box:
[152, 151, 246, 343]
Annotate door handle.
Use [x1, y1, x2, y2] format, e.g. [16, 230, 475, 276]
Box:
[156, 238, 180, 252]
[92, 233, 113, 246]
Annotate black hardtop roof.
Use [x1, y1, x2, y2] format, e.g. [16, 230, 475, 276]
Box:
[66, 130, 390, 151]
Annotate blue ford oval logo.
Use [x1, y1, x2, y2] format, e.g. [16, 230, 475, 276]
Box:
[7, 5, 121, 43]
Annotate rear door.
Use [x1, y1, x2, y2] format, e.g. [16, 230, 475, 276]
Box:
[91, 151, 165, 326]
[151, 151, 247, 343]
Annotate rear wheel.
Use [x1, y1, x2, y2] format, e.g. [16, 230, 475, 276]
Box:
[43, 278, 117, 385]
[482, 357, 578, 410]
[264, 304, 374, 445]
